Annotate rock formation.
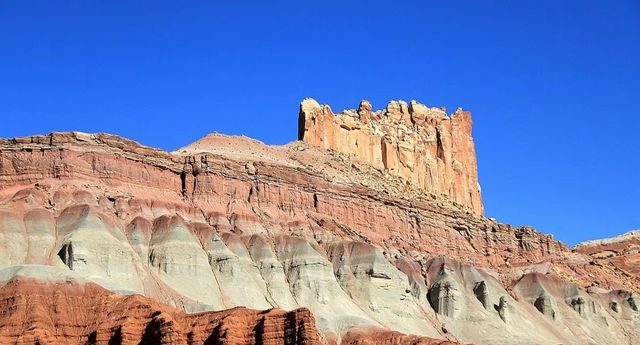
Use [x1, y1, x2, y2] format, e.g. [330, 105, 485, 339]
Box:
[341, 329, 459, 345]
[0, 99, 638, 344]
[534, 294, 556, 320]
[428, 270, 461, 318]
[298, 98, 483, 215]
[496, 296, 509, 323]
[0, 277, 322, 345]
[472, 281, 490, 310]
[575, 230, 640, 278]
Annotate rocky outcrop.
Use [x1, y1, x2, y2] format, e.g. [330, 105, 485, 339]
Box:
[298, 98, 483, 215]
[428, 272, 461, 318]
[472, 281, 489, 310]
[575, 230, 640, 278]
[496, 296, 509, 322]
[341, 329, 460, 345]
[0, 278, 321, 345]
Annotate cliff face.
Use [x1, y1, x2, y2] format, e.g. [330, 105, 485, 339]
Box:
[298, 98, 483, 215]
[0, 100, 638, 345]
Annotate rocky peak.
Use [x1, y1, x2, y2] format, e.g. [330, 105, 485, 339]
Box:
[298, 98, 483, 215]
[357, 100, 372, 123]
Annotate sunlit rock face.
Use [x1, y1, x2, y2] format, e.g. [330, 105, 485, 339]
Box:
[205, 233, 273, 310]
[245, 234, 299, 310]
[0, 106, 639, 345]
[148, 215, 225, 310]
[298, 98, 483, 215]
[0, 278, 324, 345]
[327, 241, 441, 338]
[273, 235, 381, 333]
[575, 230, 640, 278]
[55, 204, 144, 294]
[0, 211, 28, 267]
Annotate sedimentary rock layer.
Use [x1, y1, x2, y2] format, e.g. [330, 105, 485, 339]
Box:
[0, 278, 463, 345]
[298, 99, 482, 215]
[576, 230, 640, 278]
[341, 329, 459, 345]
[0, 124, 638, 344]
[0, 278, 321, 345]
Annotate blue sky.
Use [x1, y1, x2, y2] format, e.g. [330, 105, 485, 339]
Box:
[1, 1, 638, 246]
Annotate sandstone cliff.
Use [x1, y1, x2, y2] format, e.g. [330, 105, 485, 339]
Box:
[0, 100, 638, 345]
[298, 99, 482, 215]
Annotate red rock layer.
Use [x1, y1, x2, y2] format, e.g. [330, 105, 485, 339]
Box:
[575, 231, 640, 278]
[341, 329, 460, 345]
[298, 99, 483, 215]
[0, 278, 321, 345]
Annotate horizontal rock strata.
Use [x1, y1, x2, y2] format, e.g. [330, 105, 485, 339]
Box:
[575, 230, 640, 277]
[0, 108, 638, 344]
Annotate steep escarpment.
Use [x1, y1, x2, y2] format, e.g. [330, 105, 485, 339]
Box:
[0, 99, 638, 345]
[298, 98, 482, 215]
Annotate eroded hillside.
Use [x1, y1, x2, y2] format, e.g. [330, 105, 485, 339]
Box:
[0, 99, 638, 345]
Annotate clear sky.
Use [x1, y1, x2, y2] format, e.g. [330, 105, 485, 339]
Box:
[1, 1, 638, 246]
